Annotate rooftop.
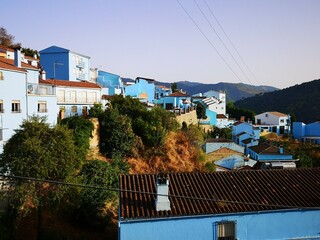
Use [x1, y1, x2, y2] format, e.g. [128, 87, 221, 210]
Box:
[119, 168, 320, 220]
[39, 79, 101, 89]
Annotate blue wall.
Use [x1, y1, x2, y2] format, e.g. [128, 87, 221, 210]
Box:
[97, 71, 122, 95]
[124, 79, 155, 102]
[119, 209, 320, 240]
[40, 46, 70, 80]
[205, 109, 217, 126]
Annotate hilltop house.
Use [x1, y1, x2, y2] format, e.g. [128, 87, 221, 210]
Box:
[119, 168, 320, 240]
[39, 45, 91, 81]
[0, 49, 57, 153]
[232, 121, 260, 146]
[124, 77, 155, 103]
[293, 121, 320, 144]
[97, 70, 123, 96]
[160, 92, 191, 110]
[255, 111, 291, 135]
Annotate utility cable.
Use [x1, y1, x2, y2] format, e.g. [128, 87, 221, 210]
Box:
[175, 0, 244, 84]
[202, 0, 260, 85]
[0, 174, 318, 210]
[193, 0, 253, 85]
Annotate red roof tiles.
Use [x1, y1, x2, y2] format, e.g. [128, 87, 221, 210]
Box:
[119, 168, 320, 220]
[0, 58, 26, 72]
[167, 92, 190, 97]
[39, 79, 101, 89]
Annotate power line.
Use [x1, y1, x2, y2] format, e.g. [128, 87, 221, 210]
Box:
[1, 174, 318, 210]
[202, 0, 260, 85]
[192, 0, 253, 85]
[175, 0, 244, 84]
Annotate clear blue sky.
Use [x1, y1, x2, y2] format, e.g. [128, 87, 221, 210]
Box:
[2, 0, 320, 89]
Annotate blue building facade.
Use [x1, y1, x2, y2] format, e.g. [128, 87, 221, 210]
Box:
[119, 169, 320, 240]
[124, 77, 155, 103]
[232, 121, 260, 146]
[39, 46, 90, 81]
[293, 121, 320, 144]
[97, 70, 123, 95]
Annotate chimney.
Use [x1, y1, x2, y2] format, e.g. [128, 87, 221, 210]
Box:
[41, 70, 46, 80]
[14, 48, 21, 68]
[155, 173, 170, 211]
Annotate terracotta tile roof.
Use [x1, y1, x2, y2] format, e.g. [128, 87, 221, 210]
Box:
[217, 114, 227, 119]
[236, 131, 247, 137]
[0, 45, 14, 52]
[0, 58, 26, 72]
[119, 168, 320, 220]
[268, 112, 288, 117]
[242, 138, 255, 144]
[167, 92, 190, 97]
[249, 143, 290, 155]
[0, 57, 38, 71]
[39, 79, 101, 89]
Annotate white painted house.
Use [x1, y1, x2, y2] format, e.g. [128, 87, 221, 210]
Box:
[255, 111, 291, 135]
[0, 50, 58, 153]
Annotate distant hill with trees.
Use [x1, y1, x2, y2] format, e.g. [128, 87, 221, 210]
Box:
[234, 79, 320, 123]
[149, 80, 277, 102]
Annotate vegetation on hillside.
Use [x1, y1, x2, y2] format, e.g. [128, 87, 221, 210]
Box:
[235, 79, 320, 123]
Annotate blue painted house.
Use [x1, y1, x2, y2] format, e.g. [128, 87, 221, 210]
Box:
[124, 77, 155, 103]
[232, 121, 260, 147]
[293, 121, 320, 144]
[39, 46, 90, 81]
[161, 92, 191, 110]
[119, 169, 320, 240]
[155, 85, 172, 100]
[97, 70, 123, 95]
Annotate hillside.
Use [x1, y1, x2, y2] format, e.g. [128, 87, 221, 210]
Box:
[155, 80, 277, 102]
[234, 79, 320, 123]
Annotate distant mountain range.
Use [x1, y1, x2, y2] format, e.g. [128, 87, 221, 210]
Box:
[234, 79, 320, 123]
[122, 78, 278, 102]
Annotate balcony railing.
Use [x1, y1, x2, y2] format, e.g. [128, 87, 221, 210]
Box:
[76, 61, 85, 68]
[12, 109, 22, 113]
[27, 83, 55, 95]
[38, 109, 48, 113]
[76, 74, 86, 80]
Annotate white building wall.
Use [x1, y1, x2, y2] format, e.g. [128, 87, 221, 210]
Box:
[255, 112, 289, 126]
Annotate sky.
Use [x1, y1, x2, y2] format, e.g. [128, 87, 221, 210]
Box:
[2, 0, 320, 89]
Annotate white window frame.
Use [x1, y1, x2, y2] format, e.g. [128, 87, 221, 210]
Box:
[37, 101, 47, 113]
[0, 99, 3, 113]
[11, 100, 21, 113]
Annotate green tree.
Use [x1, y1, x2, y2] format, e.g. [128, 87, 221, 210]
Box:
[206, 126, 232, 140]
[89, 102, 105, 118]
[171, 82, 178, 93]
[0, 116, 81, 238]
[60, 116, 94, 159]
[21, 47, 39, 58]
[196, 102, 207, 122]
[99, 108, 137, 158]
[75, 160, 118, 228]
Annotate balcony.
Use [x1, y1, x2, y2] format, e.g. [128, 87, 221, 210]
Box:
[28, 83, 55, 95]
[76, 61, 85, 69]
[76, 74, 86, 81]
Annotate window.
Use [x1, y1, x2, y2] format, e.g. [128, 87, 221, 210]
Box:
[280, 119, 284, 123]
[215, 221, 236, 240]
[0, 129, 3, 141]
[265, 114, 268, 117]
[71, 106, 77, 113]
[11, 100, 21, 113]
[0, 100, 3, 113]
[0, 71, 3, 80]
[37, 101, 47, 113]
[58, 90, 65, 102]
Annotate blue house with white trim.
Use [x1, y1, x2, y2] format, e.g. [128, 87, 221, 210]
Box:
[119, 169, 320, 240]
[293, 121, 320, 144]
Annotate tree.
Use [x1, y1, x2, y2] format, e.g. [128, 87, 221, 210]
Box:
[60, 116, 94, 159]
[0, 116, 81, 238]
[0, 27, 21, 48]
[196, 102, 207, 122]
[99, 108, 137, 158]
[88, 102, 105, 118]
[171, 82, 178, 93]
[75, 160, 118, 228]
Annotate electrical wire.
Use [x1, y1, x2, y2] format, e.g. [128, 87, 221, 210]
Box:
[202, 0, 260, 85]
[192, 0, 253, 85]
[175, 0, 244, 84]
[0, 174, 318, 210]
